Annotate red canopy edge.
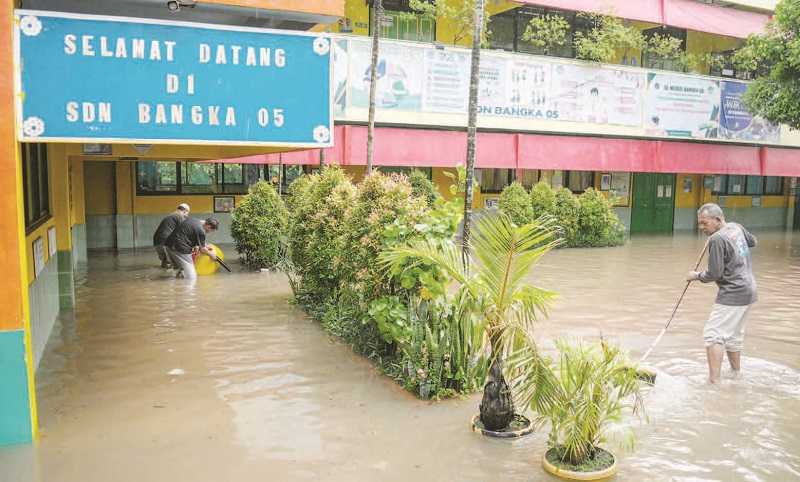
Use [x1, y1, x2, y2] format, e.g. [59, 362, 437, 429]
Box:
[201, 125, 800, 176]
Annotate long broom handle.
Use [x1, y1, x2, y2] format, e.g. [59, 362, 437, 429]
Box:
[639, 239, 710, 363]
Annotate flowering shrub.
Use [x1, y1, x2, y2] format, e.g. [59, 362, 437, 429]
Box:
[288, 167, 355, 301]
[230, 181, 289, 269]
[338, 173, 428, 308]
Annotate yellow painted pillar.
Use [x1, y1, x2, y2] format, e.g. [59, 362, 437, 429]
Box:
[0, 0, 37, 444]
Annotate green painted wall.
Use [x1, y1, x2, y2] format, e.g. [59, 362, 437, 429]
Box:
[0, 330, 32, 445]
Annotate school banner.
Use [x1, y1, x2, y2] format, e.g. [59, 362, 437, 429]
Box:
[478, 56, 554, 120]
[421, 48, 471, 113]
[15, 10, 332, 146]
[719, 80, 780, 142]
[347, 38, 424, 111]
[332, 39, 348, 116]
[644, 73, 720, 139]
[549, 64, 643, 126]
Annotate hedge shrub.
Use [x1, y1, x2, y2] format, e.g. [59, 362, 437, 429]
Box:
[498, 181, 533, 225]
[576, 188, 626, 247]
[230, 181, 289, 269]
[552, 187, 580, 246]
[530, 181, 556, 220]
[408, 169, 440, 206]
[338, 172, 427, 307]
[289, 167, 355, 300]
[499, 182, 625, 248]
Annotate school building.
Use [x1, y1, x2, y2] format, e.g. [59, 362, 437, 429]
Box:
[2, 0, 799, 446]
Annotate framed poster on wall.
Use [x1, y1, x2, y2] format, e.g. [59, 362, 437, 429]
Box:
[600, 173, 611, 191]
[214, 196, 235, 213]
[47, 226, 56, 256]
[610, 172, 631, 206]
[32, 237, 45, 278]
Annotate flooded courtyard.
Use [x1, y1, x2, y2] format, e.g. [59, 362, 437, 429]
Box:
[1, 231, 798, 482]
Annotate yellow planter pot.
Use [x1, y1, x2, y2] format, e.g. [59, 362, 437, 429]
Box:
[470, 413, 534, 439]
[194, 243, 225, 276]
[542, 448, 617, 481]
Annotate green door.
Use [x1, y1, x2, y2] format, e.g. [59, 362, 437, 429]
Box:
[631, 173, 675, 234]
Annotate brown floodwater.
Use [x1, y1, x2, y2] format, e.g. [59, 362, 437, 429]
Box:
[1, 231, 798, 482]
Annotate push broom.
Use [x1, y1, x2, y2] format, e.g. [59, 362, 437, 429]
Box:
[634, 239, 710, 384]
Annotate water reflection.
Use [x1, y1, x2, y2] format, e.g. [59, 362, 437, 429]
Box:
[0, 231, 796, 482]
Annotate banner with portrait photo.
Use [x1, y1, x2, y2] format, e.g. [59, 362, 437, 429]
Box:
[550, 64, 643, 126]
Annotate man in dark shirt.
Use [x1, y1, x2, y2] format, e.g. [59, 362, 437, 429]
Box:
[687, 203, 757, 384]
[153, 203, 190, 268]
[165, 217, 220, 280]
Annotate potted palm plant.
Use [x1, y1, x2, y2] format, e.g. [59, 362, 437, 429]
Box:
[380, 212, 560, 435]
[513, 338, 645, 480]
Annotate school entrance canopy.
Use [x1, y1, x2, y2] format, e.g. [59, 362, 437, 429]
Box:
[199, 124, 800, 177]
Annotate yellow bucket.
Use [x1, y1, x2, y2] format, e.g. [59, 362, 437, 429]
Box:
[194, 243, 224, 276]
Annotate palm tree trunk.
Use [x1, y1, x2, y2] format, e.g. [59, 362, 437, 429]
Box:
[480, 354, 515, 431]
[366, 0, 383, 177]
[461, 0, 484, 262]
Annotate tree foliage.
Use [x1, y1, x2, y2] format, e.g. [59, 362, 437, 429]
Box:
[733, 0, 800, 129]
[408, 0, 491, 46]
[523, 14, 570, 55]
[573, 13, 645, 63]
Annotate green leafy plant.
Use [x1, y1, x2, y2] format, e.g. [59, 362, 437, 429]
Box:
[408, 169, 440, 206]
[731, 0, 800, 129]
[512, 339, 644, 470]
[573, 13, 645, 64]
[380, 212, 560, 429]
[285, 174, 315, 213]
[523, 14, 570, 56]
[230, 181, 289, 270]
[552, 187, 580, 247]
[499, 181, 534, 226]
[577, 188, 625, 247]
[408, 0, 491, 46]
[288, 167, 356, 301]
[339, 172, 428, 309]
[393, 294, 489, 399]
[530, 181, 556, 221]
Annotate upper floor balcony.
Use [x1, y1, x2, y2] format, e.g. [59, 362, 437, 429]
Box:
[330, 34, 800, 149]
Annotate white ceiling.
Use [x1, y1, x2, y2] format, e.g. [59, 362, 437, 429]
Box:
[19, 0, 339, 30]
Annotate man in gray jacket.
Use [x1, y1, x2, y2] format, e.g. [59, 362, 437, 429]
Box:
[687, 203, 757, 384]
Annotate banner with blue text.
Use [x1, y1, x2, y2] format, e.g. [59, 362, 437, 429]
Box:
[15, 11, 332, 146]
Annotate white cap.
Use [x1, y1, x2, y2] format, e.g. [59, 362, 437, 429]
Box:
[177, 203, 190, 212]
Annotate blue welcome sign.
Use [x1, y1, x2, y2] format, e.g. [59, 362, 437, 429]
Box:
[15, 10, 332, 146]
